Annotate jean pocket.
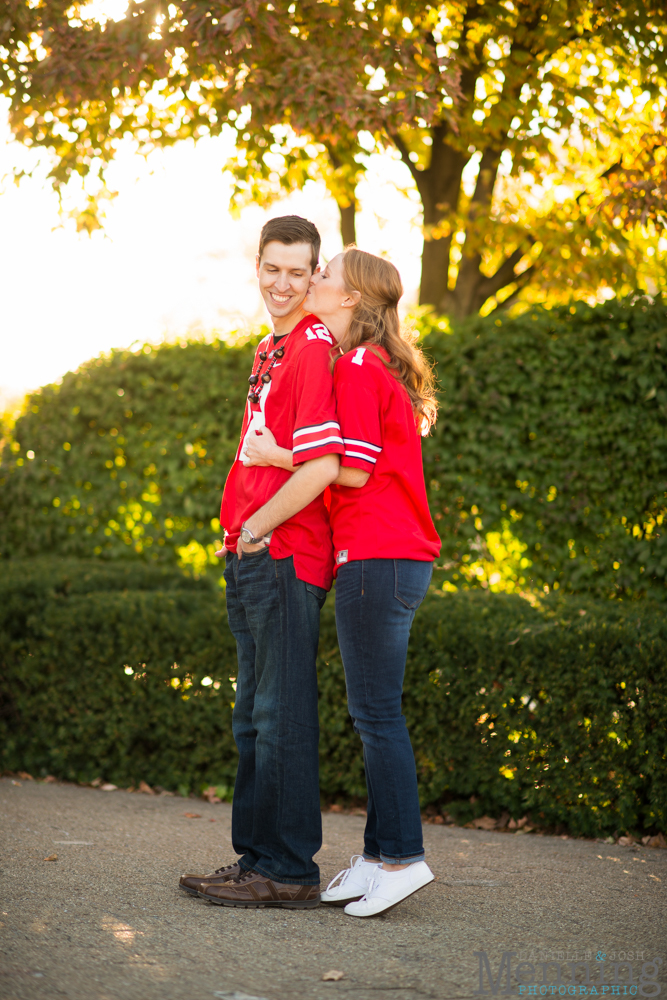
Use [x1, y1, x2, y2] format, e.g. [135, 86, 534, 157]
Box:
[394, 560, 433, 609]
[239, 545, 270, 560]
[305, 582, 327, 609]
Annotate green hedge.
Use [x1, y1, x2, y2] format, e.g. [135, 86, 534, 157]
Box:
[1, 297, 666, 598]
[0, 335, 259, 571]
[420, 297, 667, 600]
[2, 560, 665, 838]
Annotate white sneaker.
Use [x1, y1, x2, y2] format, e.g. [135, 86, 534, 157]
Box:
[343, 861, 434, 917]
[320, 855, 381, 906]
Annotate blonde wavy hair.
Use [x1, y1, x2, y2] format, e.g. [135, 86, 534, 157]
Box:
[340, 248, 438, 430]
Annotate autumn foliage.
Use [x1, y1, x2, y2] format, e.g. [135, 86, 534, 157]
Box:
[2, 1, 666, 313]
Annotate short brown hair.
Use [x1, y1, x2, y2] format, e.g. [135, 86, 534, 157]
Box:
[258, 215, 320, 271]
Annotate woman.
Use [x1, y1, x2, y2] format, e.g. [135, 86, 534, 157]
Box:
[244, 248, 441, 917]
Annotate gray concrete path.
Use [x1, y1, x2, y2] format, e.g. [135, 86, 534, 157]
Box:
[1, 778, 665, 1000]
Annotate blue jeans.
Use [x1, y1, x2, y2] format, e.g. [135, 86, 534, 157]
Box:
[224, 550, 326, 885]
[335, 558, 433, 865]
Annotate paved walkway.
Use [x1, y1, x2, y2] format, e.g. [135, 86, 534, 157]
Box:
[1, 778, 665, 1000]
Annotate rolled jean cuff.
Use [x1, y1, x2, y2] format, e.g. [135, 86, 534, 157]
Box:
[251, 862, 320, 886]
[379, 852, 425, 865]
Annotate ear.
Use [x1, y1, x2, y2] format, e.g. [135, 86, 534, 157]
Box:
[255, 253, 261, 278]
[313, 264, 321, 274]
[341, 289, 361, 309]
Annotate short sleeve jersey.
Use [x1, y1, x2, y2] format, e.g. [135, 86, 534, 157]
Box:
[220, 314, 344, 590]
[329, 345, 441, 572]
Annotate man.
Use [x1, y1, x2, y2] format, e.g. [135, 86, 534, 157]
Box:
[179, 216, 343, 908]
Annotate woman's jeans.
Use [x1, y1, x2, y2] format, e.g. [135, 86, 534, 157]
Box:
[224, 549, 326, 885]
[335, 558, 433, 864]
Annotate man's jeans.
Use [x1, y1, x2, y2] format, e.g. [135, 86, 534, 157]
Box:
[335, 558, 433, 865]
[224, 549, 326, 885]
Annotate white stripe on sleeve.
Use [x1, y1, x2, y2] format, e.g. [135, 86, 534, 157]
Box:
[293, 421, 341, 439]
[293, 434, 345, 453]
[343, 437, 382, 453]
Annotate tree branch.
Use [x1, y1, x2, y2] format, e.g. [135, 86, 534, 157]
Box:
[490, 265, 536, 313]
[388, 129, 424, 191]
[480, 242, 535, 299]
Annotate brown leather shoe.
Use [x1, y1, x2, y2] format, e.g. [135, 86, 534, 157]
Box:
[179, 862, 241, 896]
[199, 870, 320, 909]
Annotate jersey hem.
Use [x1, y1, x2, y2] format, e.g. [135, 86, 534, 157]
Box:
[340, 455, 376, 471]
[293, 442, 345, 466]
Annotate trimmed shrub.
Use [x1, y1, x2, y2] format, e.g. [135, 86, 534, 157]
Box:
[0, 559, 231, 796]
[421, 296, 667, 600]
[1, 297, 666, 598]
[2, 560, 664, 837]
[0, 337, 258, 570]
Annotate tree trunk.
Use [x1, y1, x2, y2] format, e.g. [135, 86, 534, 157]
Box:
[412, 136, 530, 318]
[412, 125, 467, 313]
[388, 40, 537, 318]
[338, 200, 356, 246]
[419, 236, 454, 312]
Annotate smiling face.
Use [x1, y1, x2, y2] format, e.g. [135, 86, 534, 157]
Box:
[256, 240, 315, 331]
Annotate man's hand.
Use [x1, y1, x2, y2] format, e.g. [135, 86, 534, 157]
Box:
[237, 536, 268, 558]
[215, 539, 266, 561]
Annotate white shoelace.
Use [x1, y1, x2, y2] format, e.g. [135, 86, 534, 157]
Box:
[326, 854, 365, 893]
[364, 874, 380, 898]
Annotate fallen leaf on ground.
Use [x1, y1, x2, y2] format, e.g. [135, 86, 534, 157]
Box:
[213, 992, 271, 1000]
[44, 854, 58, 862]
[209, 819, 216, 823]
[329, 804, 343, 813]
[18, 771, 34, 781]
[322, 971, 344, 981]
[496, 812, 510, 830]
[101, 783, 117, 792]
[646, 833, 667, 849]
[184, 812, 201, 819]
[433, 815, 445, 825]
[89, 778, 102, 787]
[617, 836, 635, 846]
[11, 780, 21, 786]
[471, 816, 497, 830]
[138, 781, 154, 795]
[202, 786, 222, 803]
[44, 775, 58, 783]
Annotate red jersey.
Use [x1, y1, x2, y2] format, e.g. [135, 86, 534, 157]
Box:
[329, 345, 441, 573]
[220, 314, 344, 590]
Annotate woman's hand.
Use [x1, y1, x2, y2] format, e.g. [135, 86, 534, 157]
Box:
[244, 426, 296, 472]
[244, 426, 279, 467]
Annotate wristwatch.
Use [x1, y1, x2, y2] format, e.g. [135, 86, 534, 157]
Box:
[240, 524, 265, 545]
